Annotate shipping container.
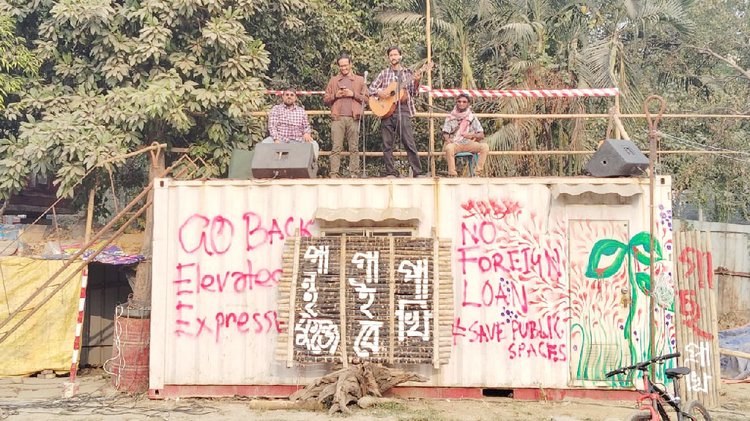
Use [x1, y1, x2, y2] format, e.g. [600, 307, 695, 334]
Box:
[150, 176, 676, 397]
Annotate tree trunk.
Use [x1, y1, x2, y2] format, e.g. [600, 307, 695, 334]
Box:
[131, 150, 165, 308]
[289, 362, 427, 415]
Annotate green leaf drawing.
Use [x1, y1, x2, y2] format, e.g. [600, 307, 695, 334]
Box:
[635, 272, 651, 295]
[585, 239, 627, 279]
[629, 232, 663, 266]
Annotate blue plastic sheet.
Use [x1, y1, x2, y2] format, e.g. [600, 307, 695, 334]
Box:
[719, 323, 750, 380]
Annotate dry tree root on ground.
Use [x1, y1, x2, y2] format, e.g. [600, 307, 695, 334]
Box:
[289, 361, 427, 414]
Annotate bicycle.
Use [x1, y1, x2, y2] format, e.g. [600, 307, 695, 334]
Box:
[605, 352, 712, 421]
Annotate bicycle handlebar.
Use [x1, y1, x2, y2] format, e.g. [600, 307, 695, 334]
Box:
[605, 352, 681, 378]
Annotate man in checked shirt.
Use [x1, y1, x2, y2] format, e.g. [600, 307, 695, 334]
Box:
[369, 46, 428, 178]
[262, 87, 320, 158]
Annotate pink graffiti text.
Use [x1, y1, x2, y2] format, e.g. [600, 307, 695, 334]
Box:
[460, 199, 521, 221]
[173, 260, 282, 294]
[177, 212, 313, 255]
[460, 278, 528, 314]
[174, 311, 283, 342]
[451, 316, 567, 362]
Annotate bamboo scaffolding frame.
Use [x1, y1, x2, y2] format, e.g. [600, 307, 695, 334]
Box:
[248, 110, 750, 119]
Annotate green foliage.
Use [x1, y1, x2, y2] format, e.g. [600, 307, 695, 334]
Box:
[0, 0, 270, 200]
[0, 15, 38, 108]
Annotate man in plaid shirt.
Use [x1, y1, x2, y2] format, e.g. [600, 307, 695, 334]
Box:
[368, 46, 424, 178]
[262, 88, 319, 157]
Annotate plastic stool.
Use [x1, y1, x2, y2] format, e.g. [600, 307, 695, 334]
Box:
[455, 152, 478, 177]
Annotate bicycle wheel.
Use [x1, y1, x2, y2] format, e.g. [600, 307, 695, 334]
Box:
[685, 400, 711, 421]
[627, 410, 652, 421]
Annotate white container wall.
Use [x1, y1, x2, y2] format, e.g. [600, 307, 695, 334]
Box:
[150, 177, 676, 393]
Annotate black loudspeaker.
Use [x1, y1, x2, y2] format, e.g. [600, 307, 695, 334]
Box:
[228, 149, 254, 179]
[586, 139, 649, 177]
[251, 143, 318, 179]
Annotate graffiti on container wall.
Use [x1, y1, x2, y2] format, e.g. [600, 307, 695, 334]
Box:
[172, 212, 314, 342]
[451, 198, 569, 363]
[285, 237, 451, 365]
[573, 226, 675, 384]
[568, 203, 676, 385]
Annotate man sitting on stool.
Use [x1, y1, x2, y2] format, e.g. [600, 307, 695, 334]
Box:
[442, 93, 488, 177]
[263, 87, 319, 158]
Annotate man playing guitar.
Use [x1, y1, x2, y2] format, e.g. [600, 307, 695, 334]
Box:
[368, 46, 430, 178]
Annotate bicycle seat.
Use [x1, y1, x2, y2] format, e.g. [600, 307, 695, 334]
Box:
[665, 366, 691, 379]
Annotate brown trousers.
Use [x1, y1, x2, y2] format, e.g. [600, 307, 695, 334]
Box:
[330, 117, 360, 176]
[443, 141, 489, 176]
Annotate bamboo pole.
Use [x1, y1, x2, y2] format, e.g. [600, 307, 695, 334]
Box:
[425, 0, 435, 177]
[84, 184, 96, 245]
[674, 232, 687, 402]
[388, 236, 395, 365]
[683, 231, 705, 402]
[719, 348, 750, 360]
[247, 110, 750, 119]
[613, 97, 621, 139]
[339, 234, 348, 367]
[287, 235, 301, 367]
[705, 231, 721, 406]
[176, 149, 744, 158]
[99, 143, 167, 166]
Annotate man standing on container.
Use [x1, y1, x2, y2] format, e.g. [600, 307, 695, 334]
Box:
[442, 93, 488, 177]
[324, 54, 367, 178]
[262, 86, 319, 158]
[369, 46, 429, 178]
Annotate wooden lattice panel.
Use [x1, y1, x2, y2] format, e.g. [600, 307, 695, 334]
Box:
[276, 235, 454, 368]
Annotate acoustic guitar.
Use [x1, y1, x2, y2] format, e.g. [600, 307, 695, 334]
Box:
[368, 61, 434, 118]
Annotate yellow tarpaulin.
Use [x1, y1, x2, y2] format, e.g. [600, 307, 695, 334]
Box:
[0, 257, 82, 377]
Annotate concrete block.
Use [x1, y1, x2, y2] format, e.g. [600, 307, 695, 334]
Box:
[62, 381, 79, 398]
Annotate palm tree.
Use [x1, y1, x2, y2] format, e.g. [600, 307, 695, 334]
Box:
[377, 0, 508, 89]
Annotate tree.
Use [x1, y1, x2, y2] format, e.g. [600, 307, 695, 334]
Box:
[0, 14, 38, 214]
[0, 0, 271, 202]
[0, 15, 38, 108]
[377, 0, 508, 89]
[0, 0, 274, 307]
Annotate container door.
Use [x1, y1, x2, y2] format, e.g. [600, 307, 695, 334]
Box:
[568, 219, 633, 387]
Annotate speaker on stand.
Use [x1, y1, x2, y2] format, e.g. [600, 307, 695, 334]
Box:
[586, 139, 649, 177]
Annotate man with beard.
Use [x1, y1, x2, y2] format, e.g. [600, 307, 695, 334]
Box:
[262, 87, 319, 158]
[368, 46, 427, 178]
[323, 54, 367, 178]
[442, 93, 488, 177]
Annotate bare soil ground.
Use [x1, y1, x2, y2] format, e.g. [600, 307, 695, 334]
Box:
[1, 374, 748, 420]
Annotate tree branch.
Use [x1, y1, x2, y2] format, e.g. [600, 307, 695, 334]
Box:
[690, 45, 750, 82]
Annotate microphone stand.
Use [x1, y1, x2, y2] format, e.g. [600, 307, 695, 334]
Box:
[396, 69, 404, 176]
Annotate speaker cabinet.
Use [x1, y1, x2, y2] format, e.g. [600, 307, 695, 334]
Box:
[586, 139, 649, 177]
[251, 143, 318, 179]
[228, 149, 254, 179]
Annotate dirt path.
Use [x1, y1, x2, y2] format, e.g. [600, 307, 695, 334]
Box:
[1, 375, 748, 420]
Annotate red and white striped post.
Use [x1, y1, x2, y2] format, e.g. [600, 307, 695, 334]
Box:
[62, 266, 89, 398]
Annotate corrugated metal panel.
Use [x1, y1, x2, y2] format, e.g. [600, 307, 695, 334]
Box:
[151, 176, 674, 391]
